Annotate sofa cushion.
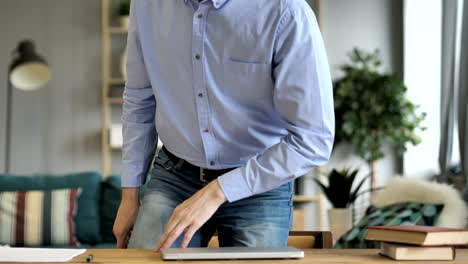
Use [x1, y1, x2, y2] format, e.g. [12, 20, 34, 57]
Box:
[0, 188, 81, 247]
[334, 202, 444, 249]
[100, 175, 122, 243]
[0, 172, 102, 244]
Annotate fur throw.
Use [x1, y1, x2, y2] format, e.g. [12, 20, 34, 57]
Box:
[372, 177, 467, 228]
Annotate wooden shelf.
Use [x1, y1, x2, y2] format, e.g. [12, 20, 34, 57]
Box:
[110, 140, 164, 152]
[108, 97, 123, 104]
[110, 145, 123, 151]
[108, 27, 128, 34]
[109, 78, 126, 85]
[293, 194, 323, 230]
[293, 195, 321, 203]
[102, 0, 127, 176]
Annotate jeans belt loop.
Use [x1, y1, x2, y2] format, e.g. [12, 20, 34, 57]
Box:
[175, 158, 184, 170]
[200, 168, 207, 183]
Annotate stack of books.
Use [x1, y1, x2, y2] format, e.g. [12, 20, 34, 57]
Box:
[365, 226, 468, 261]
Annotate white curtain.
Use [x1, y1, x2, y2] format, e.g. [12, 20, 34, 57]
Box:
[439, 0, 460, 181]
[439, 0, 468, 201]
[459, 2, 468, 200]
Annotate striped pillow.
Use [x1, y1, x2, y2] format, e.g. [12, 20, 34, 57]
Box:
[0, 189, 81, 247]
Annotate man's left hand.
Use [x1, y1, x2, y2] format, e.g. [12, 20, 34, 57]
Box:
[154, 179, 227, 250]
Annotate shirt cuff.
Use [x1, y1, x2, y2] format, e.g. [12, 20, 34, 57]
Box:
[122, 165, 145, 188]
[217, 167, 253, 202]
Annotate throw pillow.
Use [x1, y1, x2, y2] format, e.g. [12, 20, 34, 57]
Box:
[100, 175, 122, 243]
[334, 202, 444, 249]
[0, 172, 102, 244]
[0, 189, 81, 247]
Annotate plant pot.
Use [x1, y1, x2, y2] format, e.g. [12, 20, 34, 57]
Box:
[120, 16, 130, 30]
[328, 208, 352, 242]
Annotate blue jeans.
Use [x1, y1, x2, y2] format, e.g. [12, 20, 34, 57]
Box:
[128, 149, 293, 249]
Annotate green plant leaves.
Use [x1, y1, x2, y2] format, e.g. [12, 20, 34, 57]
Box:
[314, 169, 368, 208]
[333, 48, 426, 161]
[118, 0, 131, 16]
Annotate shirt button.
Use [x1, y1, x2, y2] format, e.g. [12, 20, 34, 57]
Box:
[197, 13, 203, 19]
[195, 54, 201, 60]
[210, 161, 215, 166]
[198, 93, 203, 97]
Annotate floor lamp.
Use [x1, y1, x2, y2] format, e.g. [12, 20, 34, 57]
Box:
[4, 40, 51, 173]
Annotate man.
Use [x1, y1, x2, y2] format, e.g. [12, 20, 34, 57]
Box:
[113, 0, 334, 250]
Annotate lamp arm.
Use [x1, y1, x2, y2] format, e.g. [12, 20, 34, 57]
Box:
[4, 70, 12, 173]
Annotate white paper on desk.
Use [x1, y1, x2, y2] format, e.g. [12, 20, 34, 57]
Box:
[0, 248, 86, 262]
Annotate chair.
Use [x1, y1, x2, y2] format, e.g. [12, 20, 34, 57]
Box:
[287, 231, 333, 249]
[208, 231, 333, 249]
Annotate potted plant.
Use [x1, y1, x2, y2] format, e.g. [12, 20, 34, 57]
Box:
[334, 48, 426, 189]
[118, 0, 131, 29]
[314, 168, 368, 240]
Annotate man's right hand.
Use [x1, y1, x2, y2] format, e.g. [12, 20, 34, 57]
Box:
[113, 187, 140, 248]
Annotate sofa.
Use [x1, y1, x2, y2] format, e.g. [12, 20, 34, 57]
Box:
[0, 172, 122, 248]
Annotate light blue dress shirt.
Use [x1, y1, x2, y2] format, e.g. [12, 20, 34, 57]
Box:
[122, 0, 335, 202]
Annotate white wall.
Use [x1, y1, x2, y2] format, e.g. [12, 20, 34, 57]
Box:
[321, 0, 403, 77]
[402, 0, 442, 179]
[0, 1, 102, 174]
[300, 0, 404, 230]
[321, 0, 403, 187]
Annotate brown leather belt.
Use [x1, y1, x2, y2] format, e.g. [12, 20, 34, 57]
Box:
[161, 146, 236, 184]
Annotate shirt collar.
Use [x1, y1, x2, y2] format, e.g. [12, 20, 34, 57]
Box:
[184, 0, 228, 9]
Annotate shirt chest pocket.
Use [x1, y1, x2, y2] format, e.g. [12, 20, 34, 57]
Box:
[222, 58, 274, 102]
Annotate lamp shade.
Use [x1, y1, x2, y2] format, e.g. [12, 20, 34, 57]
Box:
[9, 40, 50, 91]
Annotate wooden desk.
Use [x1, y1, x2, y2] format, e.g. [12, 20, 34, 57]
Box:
[71, 249, 468, 263]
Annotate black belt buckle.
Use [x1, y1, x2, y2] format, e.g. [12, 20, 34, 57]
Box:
[162, 159, 174, 170]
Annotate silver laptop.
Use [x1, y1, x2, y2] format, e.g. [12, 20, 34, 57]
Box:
[160, 247, 304, 260]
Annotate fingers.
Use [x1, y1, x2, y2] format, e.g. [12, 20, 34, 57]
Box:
[116, 233, 128, 248]
[114, 225, 133, 248]
[116, 240, 125, 248]
[113, 199, 139, 249]
[154, 216, 180, 250]
[158, 224, 188, 250]
[161, 208, 182, 239]
[155, 206, 196, 251]
[157, 218, 202, 250]
[155, 184, 224, 250]
[114, 228, 126, 248]
[180, 225, 198, 248]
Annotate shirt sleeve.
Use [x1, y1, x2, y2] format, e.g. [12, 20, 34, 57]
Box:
[217, 3, 335, 202]
[121, 1, 158, 187]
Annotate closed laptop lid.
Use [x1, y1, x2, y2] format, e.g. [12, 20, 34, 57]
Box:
[161, 247, 304, 260]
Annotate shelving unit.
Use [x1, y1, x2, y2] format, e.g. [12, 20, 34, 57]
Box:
[293, 195, 321, 203]
[109, 27, 128, 34]
[292, 0, 324, 231]
[293, 195, 323, 230]
[101, 0, 127, 177]
[110, 78, 126, 85]
[309, 0, 323, 27]
[108, 97, 124, 105]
